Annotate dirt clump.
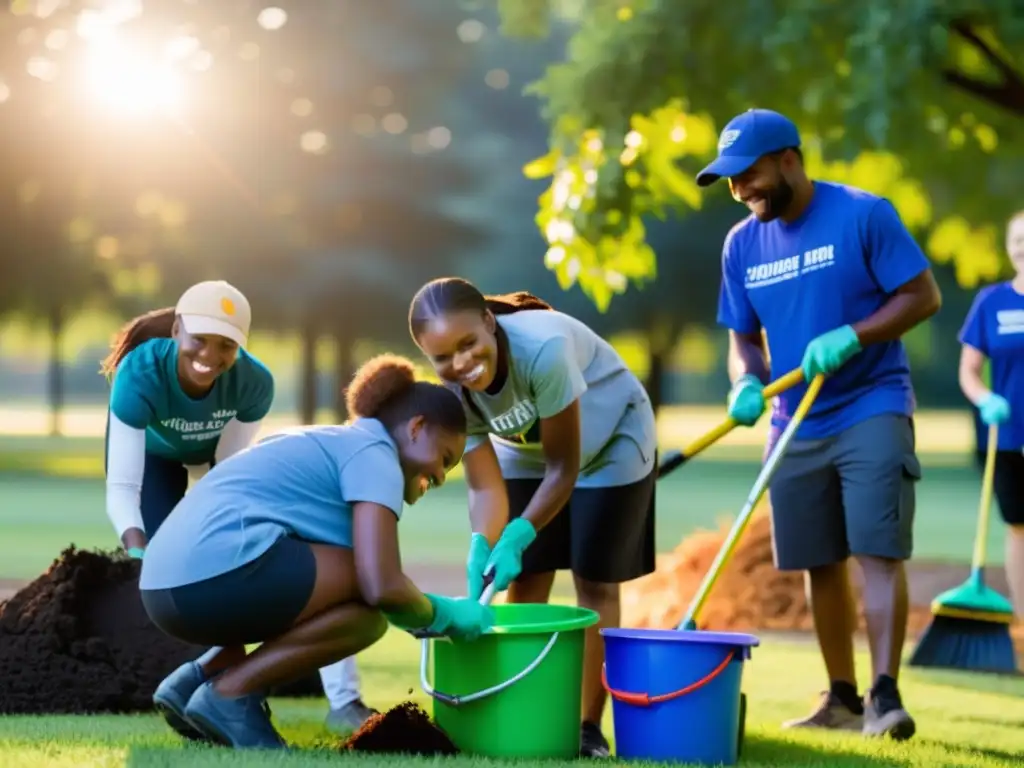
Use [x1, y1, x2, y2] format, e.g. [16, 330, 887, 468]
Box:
[0, 547, 208, 714]
[622, 508, 936, 636]
[344, 700, 458, 756]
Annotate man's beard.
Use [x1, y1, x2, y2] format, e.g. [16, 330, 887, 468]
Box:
[754, 178, 795, 222]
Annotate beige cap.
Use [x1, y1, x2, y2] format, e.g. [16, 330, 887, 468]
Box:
[175, 280, 251, 347]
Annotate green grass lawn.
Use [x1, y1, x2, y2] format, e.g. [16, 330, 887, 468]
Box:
[0, 630, 1021, 767]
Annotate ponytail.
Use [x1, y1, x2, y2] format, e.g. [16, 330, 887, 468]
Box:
[100, 307, 175, 379]
[483, 291, 553, 316]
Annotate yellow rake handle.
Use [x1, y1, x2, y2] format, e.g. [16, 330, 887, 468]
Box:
[679, 367, 805, 460]
[973, 424, 998, 571]
[678, 374, 825, 630]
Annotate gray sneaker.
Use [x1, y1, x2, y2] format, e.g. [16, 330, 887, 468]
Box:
[324, 698, 377, 735]
[184, 681, 288, 749]
[862, 691, 915, 741]
[152, 661, 210, 743]
[781, 691, 864, 731]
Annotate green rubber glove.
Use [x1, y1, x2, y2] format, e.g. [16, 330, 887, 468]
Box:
[466, 533, 491, 600]
[978, 392, 1011, 426]
[484, 518, 537, 591]
[801, 325, 861, 380]
[127, 547, 145, 560]
[727, 374, 766, 426]
[425, 593, 495, 641]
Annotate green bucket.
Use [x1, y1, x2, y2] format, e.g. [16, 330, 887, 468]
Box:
[421, 602, 599, 759]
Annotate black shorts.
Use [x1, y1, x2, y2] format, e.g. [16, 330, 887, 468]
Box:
[974, 449, 1024, 526]
[506, 468, 656, 584]
[140, 535, 317, 647]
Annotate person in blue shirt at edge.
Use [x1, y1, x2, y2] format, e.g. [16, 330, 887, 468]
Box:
[100, 279, 374, 738]
[958, 209, 1024, 623]
[137, 353, 492, 749]
[696, 109, 942, 740]
[409, 277, 658, 759]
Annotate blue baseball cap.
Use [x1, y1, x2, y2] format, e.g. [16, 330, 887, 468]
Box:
[695, 109, 801, 187]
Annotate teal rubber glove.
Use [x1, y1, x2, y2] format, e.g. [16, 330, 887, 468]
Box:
[801, 325, 861, 380]
[978, 392, 1011, 426]
[484, 518, 537, 591]
[127, 547, 145, 560]
[466, 533, 491, 600]
[727, 374, 766, 426]
[425, 593, 495, 641]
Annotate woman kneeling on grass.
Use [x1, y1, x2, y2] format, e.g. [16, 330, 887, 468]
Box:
[409, 277, 658, 758]
[138, 354, 494, 749]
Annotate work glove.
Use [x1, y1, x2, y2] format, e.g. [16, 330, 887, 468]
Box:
[424, 594, 495, 642]
[801, 325, 861, 380]
[483, 518, 537, 591]
[126, 547, 145, 560]
[727, 375, 766, 426]
[466, 533, 491, 601]
[978, 392, 1011, 426]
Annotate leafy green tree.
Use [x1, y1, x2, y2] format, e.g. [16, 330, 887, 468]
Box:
[493, 1, 1024, 308]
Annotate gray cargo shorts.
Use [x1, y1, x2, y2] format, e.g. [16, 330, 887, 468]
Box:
[766, 413, 921, 571]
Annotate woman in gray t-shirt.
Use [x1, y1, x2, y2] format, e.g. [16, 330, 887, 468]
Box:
[410, 276, 657, 758]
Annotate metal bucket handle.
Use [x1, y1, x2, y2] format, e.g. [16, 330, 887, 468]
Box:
[413, 580, 559, 707]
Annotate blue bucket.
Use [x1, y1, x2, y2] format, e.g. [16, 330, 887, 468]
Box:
[601, 628, 759, 765]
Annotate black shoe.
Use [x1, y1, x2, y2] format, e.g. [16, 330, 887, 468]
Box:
[579, 720, 610, 758]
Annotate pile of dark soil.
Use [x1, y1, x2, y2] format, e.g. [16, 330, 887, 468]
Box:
[0, 547, 207, 714]
[344, 701, 458, 756]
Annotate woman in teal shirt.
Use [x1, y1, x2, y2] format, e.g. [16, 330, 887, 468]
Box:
[101, 279, 274, 556]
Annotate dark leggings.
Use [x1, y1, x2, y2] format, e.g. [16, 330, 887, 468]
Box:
[141, 535, 318, 647]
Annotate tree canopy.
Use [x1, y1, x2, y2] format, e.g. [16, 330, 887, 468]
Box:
[495, 0, 1024, 309]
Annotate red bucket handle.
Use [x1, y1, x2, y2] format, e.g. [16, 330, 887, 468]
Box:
[601, 649, 735, 707]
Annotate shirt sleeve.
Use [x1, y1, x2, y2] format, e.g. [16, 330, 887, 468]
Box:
[214, 418, 263, 464]
[108, 355, 156, 429]
[105, 413, 146, 537]
[529, 335, 588, 419]
[958, 290, 989, 355]
[864, 198, 930, 293]
[340, 442, 406, 519]
[237, 366, 275, 423]
[716, 230, 760, 334]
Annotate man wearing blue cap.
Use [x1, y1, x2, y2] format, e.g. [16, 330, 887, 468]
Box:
[699, 109, 942, 740]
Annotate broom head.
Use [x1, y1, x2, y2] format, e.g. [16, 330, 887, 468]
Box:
[908, 574, 1018, 674]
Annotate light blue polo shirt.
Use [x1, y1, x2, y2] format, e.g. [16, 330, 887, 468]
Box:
[139, 418, 406, 590]
[109, 338, 274, 464]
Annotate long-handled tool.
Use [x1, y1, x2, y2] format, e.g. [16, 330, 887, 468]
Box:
[908, 424, 1018, 674]
[657, 368, 804, 480]
[676, 373, 826, 631]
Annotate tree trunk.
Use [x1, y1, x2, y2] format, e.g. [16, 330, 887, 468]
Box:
[644, 349, 665, 415]
[299, 320, 318, 424]
[333, 332, 355, 423]
[47, 303, 63, 437]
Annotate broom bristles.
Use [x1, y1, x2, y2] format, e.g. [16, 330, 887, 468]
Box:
[908, 615, 1019, 674]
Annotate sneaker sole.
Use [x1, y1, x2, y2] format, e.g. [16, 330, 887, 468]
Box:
[152, 692, 212, 745]
[180, 705, 239, 748]
[865, 717, 916, 742]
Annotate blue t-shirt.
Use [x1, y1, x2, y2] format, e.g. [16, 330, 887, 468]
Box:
[139, 418, 407, 590]
[717, 181, 930, 439]
[959, 282, 1024, 451]
[109, 338, 274, 464]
